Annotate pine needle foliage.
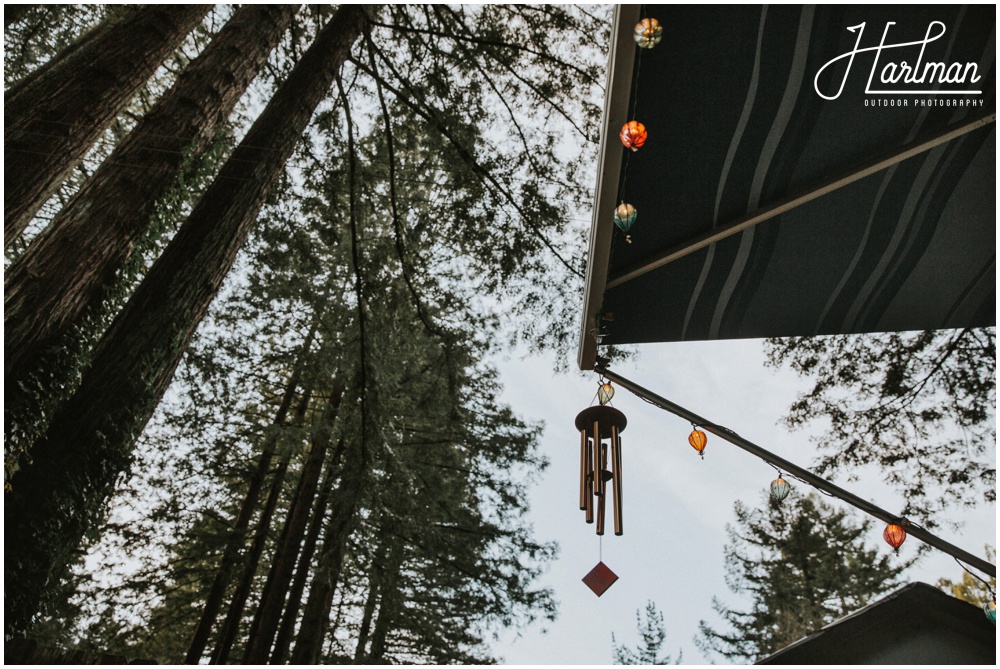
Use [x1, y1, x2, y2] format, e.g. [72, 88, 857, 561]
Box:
[697, 492, 912, 663]
[764, 328, 996, 526]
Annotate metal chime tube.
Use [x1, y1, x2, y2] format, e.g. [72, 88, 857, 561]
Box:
[592, 420, 601, 511]
[611, 427, 623, 535]
[575, 404, 627, 536]
[584, 431, 594, 523]
[596, 441, 608, 535]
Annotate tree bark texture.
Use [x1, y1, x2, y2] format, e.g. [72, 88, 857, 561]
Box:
[289, 435, 369, 665]
[3, 4, 370, 636]
[242, 384, 345, 664]
[352, 553, 383, 663]
[4, 5, 211, 246]
[184, 322, 316, 665]
[4, 4, 298, 396]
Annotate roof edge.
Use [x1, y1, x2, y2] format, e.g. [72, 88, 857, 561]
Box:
[576, 4, 641, 371]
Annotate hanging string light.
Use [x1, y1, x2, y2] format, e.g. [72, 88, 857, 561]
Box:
[688, 426, 707, 458]
[883, 523, 907, 553]
[951, 557, 996, 622]
[633, 18, 663, 49]
[613, 203, 637, 243]
[591, 363, 996, 591]
[770, 475, 790, 502]
[619, 120, 648, 151]
[597, 380, 615, 406]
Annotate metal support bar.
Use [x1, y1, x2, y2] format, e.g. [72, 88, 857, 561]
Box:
[606, 112, 997, 290]
[595, 363, 996, 578]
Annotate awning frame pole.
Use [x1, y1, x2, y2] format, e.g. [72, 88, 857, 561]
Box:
[606, 112, 997, 290]
[595, 362, 997, 578]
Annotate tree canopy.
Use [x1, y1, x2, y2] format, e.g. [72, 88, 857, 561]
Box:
[4, 4, 607, 659]
[764, 328, 996, 526]
[612, 601, 680, 665]
[697, 492, 912, 663]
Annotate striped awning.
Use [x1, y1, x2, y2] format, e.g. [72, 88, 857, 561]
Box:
[578, 4, 995, 369]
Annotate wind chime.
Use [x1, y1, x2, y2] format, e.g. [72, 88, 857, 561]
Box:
[578, 13, 664, 598]
[576, 381, 627, 596]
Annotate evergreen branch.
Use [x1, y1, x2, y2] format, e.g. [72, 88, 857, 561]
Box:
[367, 16, 602, 88]
[350, 52, 584, 279]
[435, 4, 593, 140]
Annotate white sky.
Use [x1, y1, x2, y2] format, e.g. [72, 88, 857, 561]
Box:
[492, 337, 996, 664]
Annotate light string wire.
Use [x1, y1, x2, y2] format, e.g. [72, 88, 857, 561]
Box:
[952, 557, 996, 599]
[596, 362, 997, 581]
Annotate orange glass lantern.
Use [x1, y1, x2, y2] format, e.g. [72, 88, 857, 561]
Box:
[597, 382, 615, 406]
[883, 523, 906, 553]
[689, 428, 707, 458]
[620, 120, 647, 151]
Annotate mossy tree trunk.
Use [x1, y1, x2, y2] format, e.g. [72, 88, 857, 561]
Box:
[4, 5, 211, 246]
[4, 4, 298, 402]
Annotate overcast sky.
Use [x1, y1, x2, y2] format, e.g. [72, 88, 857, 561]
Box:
[491, 337, 996, 664]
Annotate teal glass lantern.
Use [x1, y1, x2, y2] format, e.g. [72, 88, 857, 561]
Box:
[597, 382, 615, 406]
[614, 203, 637, 243]
[770, 476, 790, 502]
[986, 600, 996, 623]
[634, 18, 663, 49]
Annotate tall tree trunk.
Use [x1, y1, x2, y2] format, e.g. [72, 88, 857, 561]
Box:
[4, 4, 298, 398]
[4, 5, 211, 246]
[184, 318, 317, 665]
[353, 565, 382, 663]
[366, 538, 405, 664]
[352, 535, 392, 663]
[268, 436, 345, 665]
[5, 8, 111, 101]
[3, 5, 370, 637]
[209, 384, 315, 665]
[242, 383, 345, 664]
[289, 435, 369, 664]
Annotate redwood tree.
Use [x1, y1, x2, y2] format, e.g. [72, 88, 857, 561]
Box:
[3, 4, 371, 635]
[4, 5, 211, 245]
[4, 4, 299, 411]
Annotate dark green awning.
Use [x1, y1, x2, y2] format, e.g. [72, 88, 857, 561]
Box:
[579, 4, 995, 369]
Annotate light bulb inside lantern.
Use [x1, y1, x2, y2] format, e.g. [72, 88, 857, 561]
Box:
[770, 476, 790, 502]
[689, 429, 707, 458]
[634, 18, 663, 49]
[883, 523, 906, 552]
